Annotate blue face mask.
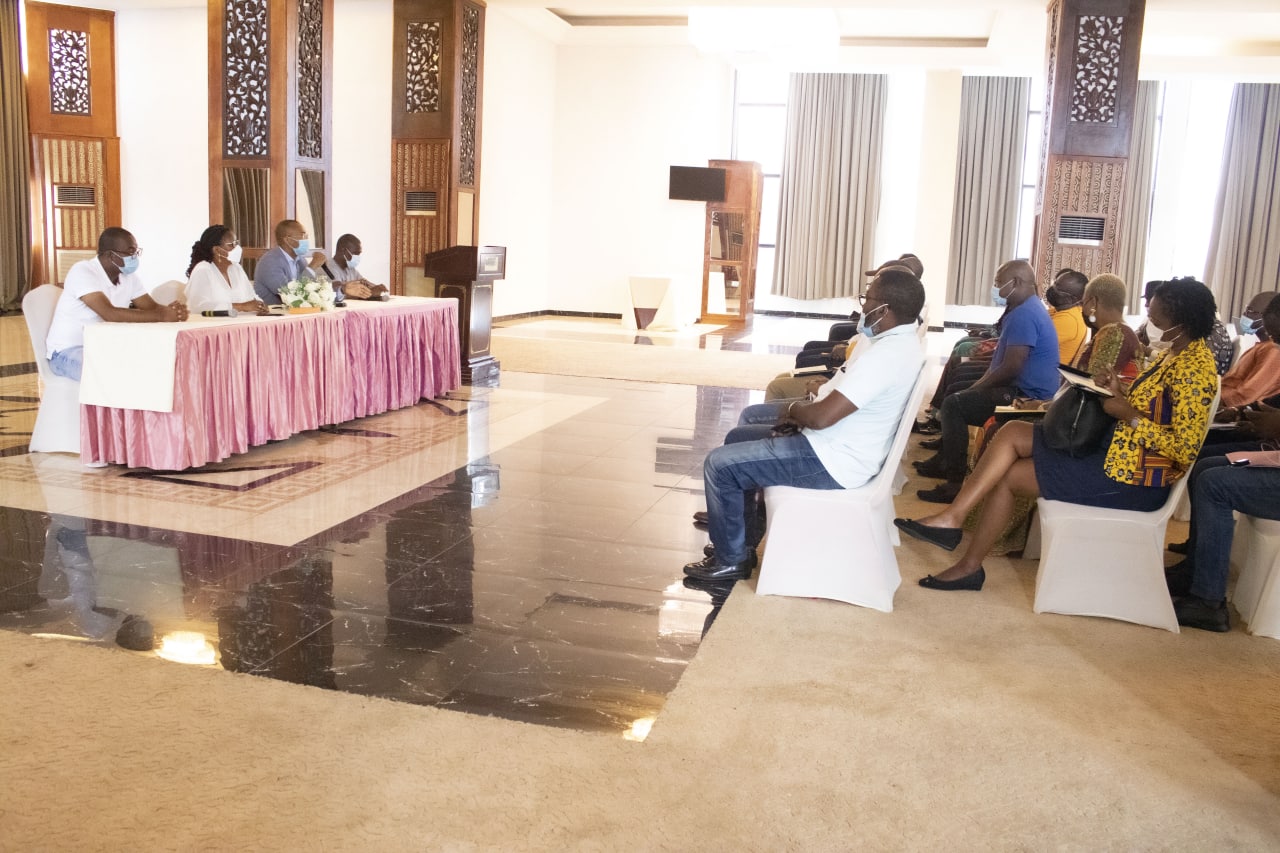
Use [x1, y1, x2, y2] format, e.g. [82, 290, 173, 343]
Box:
[858, 304, 888, 339]
[293, 238, 311, 259]
[347, 253, 361, 270]
[991, 280, 1013, 307]
[1237, 316, 1260, 336]
[118, 253, 140, 275]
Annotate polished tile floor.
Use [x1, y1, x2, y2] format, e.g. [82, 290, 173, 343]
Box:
[0, 313, 837, 735]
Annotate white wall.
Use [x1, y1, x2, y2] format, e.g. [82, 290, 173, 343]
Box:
[479, 7, 557, 317]
[115, 8, 209, 288]
[550, 44, 733, 317]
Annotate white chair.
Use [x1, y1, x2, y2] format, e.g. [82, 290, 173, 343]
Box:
[22, 285, 81, 454]
[1032, 387, 1221, 632]
[1229, 514, 1280, 639]
[755, 368, 929, 612]
[149, 279, 186, 305]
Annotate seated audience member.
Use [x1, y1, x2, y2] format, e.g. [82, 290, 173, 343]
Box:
[895, 277, 1219, 591]
[1045, 268, 1089, 366]
[45, 227, 188, 382]
[1164, 404, 1280, 631]
[254, 219, 328, 305]
[185, 225, 270, 316]
[1074, 273, 1140, 379]
[322, 234, 389, 300]
[1215, 291, 1280, 416]
[913, 259, 1060, 503]
[1140, 278, 1233, 375]
[684, 269, 926, 581]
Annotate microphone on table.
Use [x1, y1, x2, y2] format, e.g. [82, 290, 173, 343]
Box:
[201, 310, 231, 317]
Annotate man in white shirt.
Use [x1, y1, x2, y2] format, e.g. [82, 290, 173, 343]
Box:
[685, 268, 927, 581]
[323, 234, 388, 300]
[45, 227, 188, 381]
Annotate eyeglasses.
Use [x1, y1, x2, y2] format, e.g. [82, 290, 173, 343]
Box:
[116, 247, 143, 258]
[221, 240, 241, 249]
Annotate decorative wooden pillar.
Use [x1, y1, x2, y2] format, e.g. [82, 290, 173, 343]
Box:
[391, 0, 485, 295]
[1034, 0, 1146, 284]
[208, 0, 333, 278]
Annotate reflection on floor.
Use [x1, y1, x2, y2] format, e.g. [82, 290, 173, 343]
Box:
[0, 313, 832, 735]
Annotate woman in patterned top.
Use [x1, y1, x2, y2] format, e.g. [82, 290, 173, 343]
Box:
[1074, 274, 1141, 381]
[895, 278, 1219, 591]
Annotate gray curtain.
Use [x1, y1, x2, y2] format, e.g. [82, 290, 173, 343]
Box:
[1114, 81, 1160, 313]
[946, 76, 1029, 305]
[0, 0, 32, 311]
[771, 73, 886, 300]
[1204, 83, 1280, 321]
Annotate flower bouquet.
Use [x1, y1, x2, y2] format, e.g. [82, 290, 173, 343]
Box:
[279, 276, 335, 313]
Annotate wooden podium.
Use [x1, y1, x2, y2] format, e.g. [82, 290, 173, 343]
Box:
[423, 245, 505, 385]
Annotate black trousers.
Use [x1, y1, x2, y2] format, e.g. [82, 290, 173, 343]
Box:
[939, 385, 1016, 481]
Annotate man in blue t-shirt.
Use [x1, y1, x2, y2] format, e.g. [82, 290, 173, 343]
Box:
[915, 259, 1060, 502]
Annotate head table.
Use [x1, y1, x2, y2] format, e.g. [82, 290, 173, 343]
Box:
[78, 297, 461, 470]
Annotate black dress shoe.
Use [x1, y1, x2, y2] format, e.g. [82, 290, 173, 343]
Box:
[1165, 560, 1192, 597]
[1167, 539, 1190, 555]
[894, 518, 963, 551]
[919, 567, 985, 591]
[911, 418, 941, 436]
[683, 553, 754, 581]
[913, 456, 949, 479]
[917, 481, 962, 504]
[692, 511, 709, 528]
[1174, 594, 1230, 632]
[919, 437, 943, 451]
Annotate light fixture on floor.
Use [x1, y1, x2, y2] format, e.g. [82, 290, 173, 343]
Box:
[156, 631, 217, 665]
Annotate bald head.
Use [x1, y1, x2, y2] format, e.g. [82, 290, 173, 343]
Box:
[274, 219, 305, 248]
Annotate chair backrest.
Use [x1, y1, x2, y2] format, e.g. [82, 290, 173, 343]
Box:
[150, 279, 186, 305]
[867, 365, 929, 501]
[22, 285, 63, 381]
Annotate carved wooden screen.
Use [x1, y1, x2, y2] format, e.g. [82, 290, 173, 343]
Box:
[24, 2, 120, 284]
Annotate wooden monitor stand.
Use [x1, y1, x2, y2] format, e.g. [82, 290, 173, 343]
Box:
[423, 245, 506, 386]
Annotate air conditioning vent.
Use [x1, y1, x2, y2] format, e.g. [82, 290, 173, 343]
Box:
[405, 190, 438, 215]
[1058, 215, 1105, 246]
[55, 185, 96, 207]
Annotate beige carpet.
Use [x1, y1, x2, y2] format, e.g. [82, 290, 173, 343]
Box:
[491, 333, 795, 389]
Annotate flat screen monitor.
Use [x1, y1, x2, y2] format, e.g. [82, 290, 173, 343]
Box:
[669, 166, 726, 202]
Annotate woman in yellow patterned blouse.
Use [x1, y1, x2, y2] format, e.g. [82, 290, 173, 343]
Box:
[895, 278, 1219, 591]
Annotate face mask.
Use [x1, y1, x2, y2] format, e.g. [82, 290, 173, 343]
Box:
[226, 245, 243, 265]
[858, 304, 888, 339]
[1148, 320, 1182, 351]
[117, 253, 140, 275]
[991, 283, 1010, 307]
[1237, 316, 1260, 336]
[347, 253, 362, 270]
[292, 238, 311, 259]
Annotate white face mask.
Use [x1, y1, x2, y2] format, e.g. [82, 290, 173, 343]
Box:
[1148, 319, 1182, 351]
[226, 245, 243, 265]
[347, 253, 361, 270]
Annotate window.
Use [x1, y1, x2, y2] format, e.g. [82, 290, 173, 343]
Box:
[730, 68, 788, 290]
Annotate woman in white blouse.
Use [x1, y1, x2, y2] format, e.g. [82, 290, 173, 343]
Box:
[185, 225, 270, 315]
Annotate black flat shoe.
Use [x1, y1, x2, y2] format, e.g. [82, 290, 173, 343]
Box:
[919, 437, 943, 451]
[1167, 539, 1189, 555]
[692, 510, 709, 528]
[894, 518, 963, 551]
[683, 553, 754, 581]
[916, 482, 962, 504]
[1174, 594, 1229, 632]
[919, 567, 985, 591]
[911, 419, 941, 436]
[913, 456, 949, 479]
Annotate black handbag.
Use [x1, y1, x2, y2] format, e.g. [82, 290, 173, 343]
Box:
[1041, 385, 1112, 457]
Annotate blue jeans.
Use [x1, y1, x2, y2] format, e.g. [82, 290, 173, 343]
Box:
[49, 347, 84, 381]
[1185, 456, 1280, 601]
[703, 433, 842, 564]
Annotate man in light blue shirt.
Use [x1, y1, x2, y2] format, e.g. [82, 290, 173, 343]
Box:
[685, 269, 927, 582]
[254, 219, 329, 305]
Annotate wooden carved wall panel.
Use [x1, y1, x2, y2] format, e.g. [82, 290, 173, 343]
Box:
[296, 0, 323, 159]
[1036, 0, 1061, 213]
[458, 4, 479, 186]
[39, 136, 106, 250]
[48, 28, 91, 115]
[1071, 15, 1124, 124]
[405, 21, 442, 114]
[1037, 156, 1125, 280]
[223, 0, 270, 157]
[392, 140, 449, 290]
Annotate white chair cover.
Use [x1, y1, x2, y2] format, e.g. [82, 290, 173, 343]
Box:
[756, 367, 929, 612]
[149, 279, 186, 305]
[1229, 514, 1280, 639]
[22, 285, 81, 454]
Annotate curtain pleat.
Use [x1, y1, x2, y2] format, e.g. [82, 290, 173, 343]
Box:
[1204, 83, 1280, 321]
[946, 77, 1029, 305]
[772, 73, 886, 301]
[0, 0, 33, 311]
[1114, 81, 1160, 312]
